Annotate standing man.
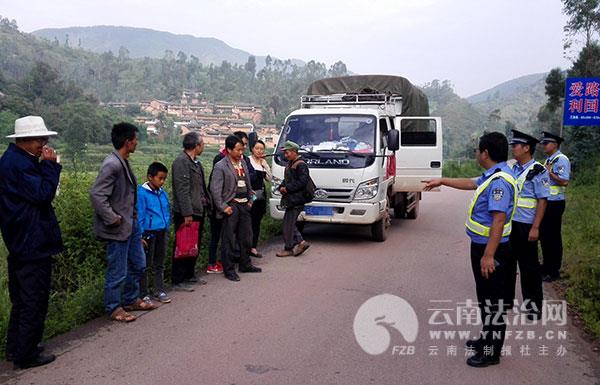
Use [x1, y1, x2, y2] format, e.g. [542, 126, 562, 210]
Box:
[425, 132, 516, 368]
[275, 141, 311, 257]
[91, 122, 155, 323]
[0, 116, 62, 369]
[210, 135, 262, 282]
[171, 132, 210, 290]
[508, 130, 549, 320]
[539, 131, 570, 282]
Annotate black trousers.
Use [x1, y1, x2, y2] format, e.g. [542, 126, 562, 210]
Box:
[6, 257, 52, 364]
[221, 202, 253, 275]
[172, 213, 203, 284]
[140, 229, 167, 295]
[250, 198, 267, 249]
[208, 214, 223, 266]
[470, 242, 513, 357]
[540, 200, 565, 278]
[283, 206, 304, 251]
[509, 221, 543, 313]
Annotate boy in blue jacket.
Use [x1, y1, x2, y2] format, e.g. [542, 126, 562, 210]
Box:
[137, 162, 172, 303]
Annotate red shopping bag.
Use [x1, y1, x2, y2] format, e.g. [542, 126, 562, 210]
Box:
[174, 221, 200, 258]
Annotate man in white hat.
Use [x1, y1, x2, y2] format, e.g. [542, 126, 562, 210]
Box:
[0, 116, 62, 369]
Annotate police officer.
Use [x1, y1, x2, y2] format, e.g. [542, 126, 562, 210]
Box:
[508, 130, 549, 320]
[538, 131, 570, 282]
[425, 132, 516, 368]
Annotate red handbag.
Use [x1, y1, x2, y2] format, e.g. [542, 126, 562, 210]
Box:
[174, 221, 200, 258]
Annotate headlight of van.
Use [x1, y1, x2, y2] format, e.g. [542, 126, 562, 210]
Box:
[353, 178, 379, 200]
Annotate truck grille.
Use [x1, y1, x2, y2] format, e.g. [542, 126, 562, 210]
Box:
[314, 187, 354, 202]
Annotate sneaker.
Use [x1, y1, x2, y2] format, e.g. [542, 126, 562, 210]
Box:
[142, 295, 152, 303]
[172, 283, 195, 292]
[206, 264, 219, 274]
[154, 291, 172, 303]
[216, 263, 223, 273]
[185, 275, 208, 285]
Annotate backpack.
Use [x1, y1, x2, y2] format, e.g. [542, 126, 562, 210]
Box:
[290, 159, 316, 203]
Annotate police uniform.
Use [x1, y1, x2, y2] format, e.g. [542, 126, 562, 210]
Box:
[465, 161, 516, 360]
[539, 131, 570, 280]
[508, 130, 550, 316]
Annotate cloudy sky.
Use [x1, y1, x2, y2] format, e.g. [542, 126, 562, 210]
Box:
[1, 0, 573, 97]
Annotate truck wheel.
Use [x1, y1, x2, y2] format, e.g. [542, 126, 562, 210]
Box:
[406, 197, 419, 220]
[371, 201, 391, 242]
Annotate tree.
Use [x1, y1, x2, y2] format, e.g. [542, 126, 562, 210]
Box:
[545, 68, 566, 112]
[563, 0, 600, 48]
[328, 61, 348, 77]
[244, 55, 256, 77]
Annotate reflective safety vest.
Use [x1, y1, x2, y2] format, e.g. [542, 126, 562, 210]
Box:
[545, 154, 568, 196]
[515, 161, 543, 209]
[465, 171, 517, 237]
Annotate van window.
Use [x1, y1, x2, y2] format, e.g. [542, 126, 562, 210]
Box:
[400, 119, 436, 147]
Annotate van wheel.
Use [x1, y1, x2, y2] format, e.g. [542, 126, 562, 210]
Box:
[371, 201, 391, 242]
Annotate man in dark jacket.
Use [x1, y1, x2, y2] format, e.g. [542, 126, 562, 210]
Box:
[0, 116, 62, 369]
[210, 135, 262, 281]
[171, 132, 210, 290]
[276, 141, 311, 258]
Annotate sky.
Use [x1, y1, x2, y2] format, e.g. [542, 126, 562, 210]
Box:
[0, 0, 573, 97]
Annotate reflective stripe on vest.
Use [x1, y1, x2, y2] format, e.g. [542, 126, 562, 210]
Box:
[465, 171, 517, 237]
[545, 154, 568, 196]
[515, 161, 542, 208]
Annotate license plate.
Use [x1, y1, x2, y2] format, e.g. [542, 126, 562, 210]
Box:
[304, 206, 333, 216]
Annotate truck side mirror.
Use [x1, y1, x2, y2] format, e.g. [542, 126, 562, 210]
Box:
[387, 129, 400, 151]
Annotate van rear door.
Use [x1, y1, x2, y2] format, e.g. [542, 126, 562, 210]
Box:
[392, 117, 442, 192]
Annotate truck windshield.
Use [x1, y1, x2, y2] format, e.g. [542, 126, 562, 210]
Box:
[280, 114, 376, 154]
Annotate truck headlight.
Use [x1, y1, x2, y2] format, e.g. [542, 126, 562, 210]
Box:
[353, 178, 379, 200]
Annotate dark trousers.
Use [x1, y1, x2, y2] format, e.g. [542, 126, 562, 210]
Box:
[221, 202, 253, 275]
[208, 214, 223, 266]
[470, 242, 513, 357]
[250, 199, 267, 248]
[172, 213, 203, 284]
[140, 229, 167, 295]
[283, 206, 304, 251]
[509, 221, 543, 313]
[6, 257, 52, 364]
[540, 200, 565, 278]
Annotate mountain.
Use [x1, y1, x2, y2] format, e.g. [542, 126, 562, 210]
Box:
[32, 26, 304, 70]
[467, 72, 548, 128]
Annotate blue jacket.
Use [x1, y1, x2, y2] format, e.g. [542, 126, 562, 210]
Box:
[0, 143, 63, 261]
[136, 182, 171, 233]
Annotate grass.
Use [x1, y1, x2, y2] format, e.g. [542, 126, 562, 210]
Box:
[0, 142, 282, 355]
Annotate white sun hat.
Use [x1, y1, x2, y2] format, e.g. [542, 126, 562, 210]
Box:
[6, 116, 58, 138]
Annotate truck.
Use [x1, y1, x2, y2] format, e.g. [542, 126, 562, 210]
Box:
[268, 75, 443, 241]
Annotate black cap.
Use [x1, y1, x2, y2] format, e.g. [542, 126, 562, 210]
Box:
[540, 131, 564, 144]
[510, 129, 539, 146]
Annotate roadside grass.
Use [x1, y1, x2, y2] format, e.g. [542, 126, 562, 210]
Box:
[0, 143, 282, 355]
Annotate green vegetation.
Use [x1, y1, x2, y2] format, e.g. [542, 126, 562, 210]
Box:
[0, 143, 282, 354]
[562, 158, 600, 337]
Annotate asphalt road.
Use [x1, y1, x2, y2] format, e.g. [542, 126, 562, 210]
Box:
[1, 189, 599, 385]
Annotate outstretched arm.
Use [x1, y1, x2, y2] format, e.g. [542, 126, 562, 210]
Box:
[424, 178, 477, 191]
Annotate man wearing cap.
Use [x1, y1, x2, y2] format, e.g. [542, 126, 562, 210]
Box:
[539, 131, 570, 282]
[508, 129, 549, 320]
[0, 116, 62, 369]
[276, 140, 311, 257]
[425, 132, 516, 367]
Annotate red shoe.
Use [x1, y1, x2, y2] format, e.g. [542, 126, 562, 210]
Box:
[215, 262, 224, 273]
[206, 264, 220, 274]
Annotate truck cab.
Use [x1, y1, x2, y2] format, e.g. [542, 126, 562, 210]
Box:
[269, 76, 442, 241]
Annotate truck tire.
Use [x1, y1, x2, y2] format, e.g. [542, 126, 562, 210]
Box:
[393, 201, 406, 219]
[371, 200, 391, 242]
[406, 196, 419, 220]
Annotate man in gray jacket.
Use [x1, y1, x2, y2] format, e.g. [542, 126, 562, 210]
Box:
[171, 132, 210, 290]
[90, 123, 155, 323]
[210, 135, 262, 282]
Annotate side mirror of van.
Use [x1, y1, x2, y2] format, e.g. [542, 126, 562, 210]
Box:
[387, 129, 400, 151]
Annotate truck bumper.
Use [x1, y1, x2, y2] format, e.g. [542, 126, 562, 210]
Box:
[269, 198, 386, 225]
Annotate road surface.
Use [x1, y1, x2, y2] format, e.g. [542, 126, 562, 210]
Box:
[1, 189, 598, 385]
